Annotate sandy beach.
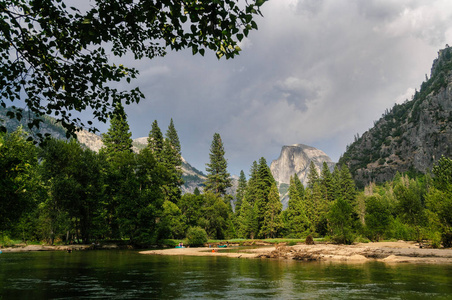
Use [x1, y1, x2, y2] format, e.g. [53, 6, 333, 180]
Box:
[140, 241, 452, 264]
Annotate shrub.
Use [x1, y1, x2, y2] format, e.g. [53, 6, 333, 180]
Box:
[442, 232, 452, 248]
[430, 232, 442, 249]
[305, 235, 314, 245]
[186, 227, 208, 247]
[0, 234, 14, 247]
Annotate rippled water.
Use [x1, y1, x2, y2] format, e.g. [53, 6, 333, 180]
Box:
[0, 250, 451, 299]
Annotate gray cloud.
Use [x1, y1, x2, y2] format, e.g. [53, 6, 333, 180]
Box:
[78, 0, 452, 176]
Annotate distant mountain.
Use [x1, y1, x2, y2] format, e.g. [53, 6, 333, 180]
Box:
[339, 46, 452, 188]
[0, 107, 67, 140]
[270, 144, 335, 208]
[131, 138, 207, 193]
[271, 144, 335, 185]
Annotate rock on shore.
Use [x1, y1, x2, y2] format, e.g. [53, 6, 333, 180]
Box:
[140, 242, 452, 264]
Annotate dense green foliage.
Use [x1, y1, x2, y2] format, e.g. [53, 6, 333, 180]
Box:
[1, 0, 266, 136]
[2, 115, 452, 247]
[185, 226, 208, 247]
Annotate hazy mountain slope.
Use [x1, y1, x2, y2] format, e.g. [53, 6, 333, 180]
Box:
[339, 46, 452, 187]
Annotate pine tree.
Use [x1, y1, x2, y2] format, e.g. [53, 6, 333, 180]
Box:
[236, 160, 262, 238]
[100, 103, 134, 239]
[163, 119, 184, 203]
[286, 174, 309, 237]
[307, 161, 320, 189]
[204, 133, 232, 197]
[288, 175, 300, 212]
[165, 118, 181, 155]
[237, 197, 258, 239]
[337, 164, 357, 206]
[235, 170, 247, 215]
[254, 157, 277, 238]
[259, 182, 283, 238]
[304, 181, 323, 234]
[320, 162, 335, 202]
[293, 174, 305, 204]
[244, 161, 259, 206]
[147, 120, 164, 159]
[101, 103, 133, 156]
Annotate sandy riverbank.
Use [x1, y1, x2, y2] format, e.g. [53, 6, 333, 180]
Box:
[140, 241, 452, 264]
[0, 244, 119, 252]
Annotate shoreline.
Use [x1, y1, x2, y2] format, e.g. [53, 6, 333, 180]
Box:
[3, 241, 452, 264]
[140, 241, 452, 264]
[0, 244, 121, 252]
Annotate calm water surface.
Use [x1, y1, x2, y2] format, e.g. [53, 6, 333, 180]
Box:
[0, 250, 451, 299]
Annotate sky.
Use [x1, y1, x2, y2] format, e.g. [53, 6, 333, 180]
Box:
[73, 1, 452, 175]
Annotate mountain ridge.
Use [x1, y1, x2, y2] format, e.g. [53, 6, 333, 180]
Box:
[339, 46, 452, 187]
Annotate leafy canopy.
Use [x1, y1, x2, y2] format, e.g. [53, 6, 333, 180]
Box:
[0, 0, 266, 136]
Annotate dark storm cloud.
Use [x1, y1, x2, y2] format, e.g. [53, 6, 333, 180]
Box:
[72, 0, 452, 175]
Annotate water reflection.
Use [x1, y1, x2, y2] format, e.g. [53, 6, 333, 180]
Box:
[0, 251, 451, 299]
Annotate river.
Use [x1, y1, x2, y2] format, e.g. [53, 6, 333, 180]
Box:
[1, 250, 451, 299]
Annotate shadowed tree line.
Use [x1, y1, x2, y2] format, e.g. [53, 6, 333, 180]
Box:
[2, 107, 452, 247]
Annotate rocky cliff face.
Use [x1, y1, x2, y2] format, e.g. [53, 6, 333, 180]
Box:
[270, 144, 335, 186]
[339, 47, 452, 187]
[75, 130, 104, 152]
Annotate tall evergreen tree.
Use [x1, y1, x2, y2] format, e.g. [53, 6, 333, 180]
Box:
[307, 161, 320, 189]
[237, 197, 258, 239]
[101, 103, 133, 156]
[304, 181, 323, 234]
[259, 182, 283, 238]
[286, 174, 309, 237]
[337, 164, 357, 205]
[204, 133, 232, 197]
[100, 104, 135, 239]
[165, 118, 181, 155]
[244, 161, 259, 206]
[163, 119, 184, 203]
[237, 161, 259, 238]
[320, 162, 335, 202]
[293, 174, 305, 201]
[254, 157, 277, 238]
[148, 120, 164, 159]
[235, 170, 247, 214]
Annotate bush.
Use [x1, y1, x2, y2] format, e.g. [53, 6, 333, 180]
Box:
[442, 232, 452, 248]
[0, 234, 14, 247]
[186, 227, 208, 247]
[430, 232, 442, 248]
[305, 235, 314, 245]
[390, 218, 416, 241]
[159, 239, 179, 248]
[330, 228, 356, 245]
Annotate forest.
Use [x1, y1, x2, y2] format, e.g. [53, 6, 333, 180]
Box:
[1, 103, 452, 248]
